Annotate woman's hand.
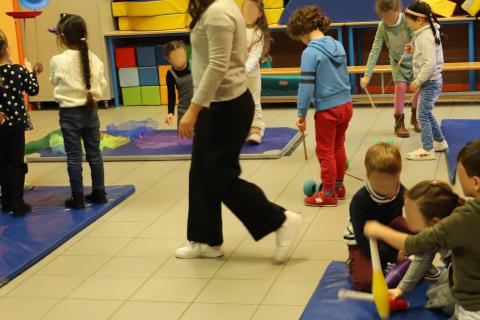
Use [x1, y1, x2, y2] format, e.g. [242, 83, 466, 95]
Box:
[297, 117, 306, 132]
[0, 112, 9, 125]
[360, 76, 371, 89]
[164, 113, 174, 126]
[179, 103, 203, 139]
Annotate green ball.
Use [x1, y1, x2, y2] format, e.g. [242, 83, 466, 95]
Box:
[303, 179, 316, 197]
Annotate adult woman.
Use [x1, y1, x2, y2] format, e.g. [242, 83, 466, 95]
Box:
[175, 0, 302, 263]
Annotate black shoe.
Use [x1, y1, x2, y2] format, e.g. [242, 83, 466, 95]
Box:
[85, 189, 108, 204]
[12, 202, 32, 217]
[65, 193, 86, 210]
[424, 264, 442, 280]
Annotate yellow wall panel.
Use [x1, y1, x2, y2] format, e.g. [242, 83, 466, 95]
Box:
[119, 14, 191, 31]
[113, 0, 190, 17]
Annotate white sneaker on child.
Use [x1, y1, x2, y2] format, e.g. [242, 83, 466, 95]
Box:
[433, 140, 449, 152]
[406, 148, 436, 161]
[274, 211, 303, 263]
[175, 242, 224, 259]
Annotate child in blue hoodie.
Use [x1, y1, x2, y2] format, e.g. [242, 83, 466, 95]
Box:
[287, 6, 353, 207]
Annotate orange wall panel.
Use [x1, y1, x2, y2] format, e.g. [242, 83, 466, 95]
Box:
[0, 0, 20, 63]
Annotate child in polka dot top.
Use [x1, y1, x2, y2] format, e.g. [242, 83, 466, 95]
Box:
[0, 30, 42, 217]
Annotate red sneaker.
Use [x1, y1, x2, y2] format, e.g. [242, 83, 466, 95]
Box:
[304, 191, 338, 207]
[315, 184, 347, 200]
[336, 186, 346, 200]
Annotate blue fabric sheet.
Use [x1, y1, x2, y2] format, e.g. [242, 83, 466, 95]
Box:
[441, 119, 480, 184]
[0, 185, 135, 286]
[300, 261, 448, 320]
[36, 128, 299, 159]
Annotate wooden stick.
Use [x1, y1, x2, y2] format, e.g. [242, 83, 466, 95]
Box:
[364, 88, 377, 111]
[345, 172, 364, 182]
[398, 51, 407, 66]
[300, 130, 308, 160]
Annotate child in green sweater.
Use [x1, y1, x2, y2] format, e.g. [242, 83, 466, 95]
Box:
[365, 140, 480, 319]
[389, 180, 463, 317]
[360, 0, 420, 138]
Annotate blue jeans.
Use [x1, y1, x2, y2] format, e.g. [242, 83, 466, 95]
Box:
[417, 80, 445, 151]
[59, 107, 105, 194]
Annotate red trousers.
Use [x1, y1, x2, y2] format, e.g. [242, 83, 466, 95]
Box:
[348, 216, 413, 292]
[314, 102, 353, 191]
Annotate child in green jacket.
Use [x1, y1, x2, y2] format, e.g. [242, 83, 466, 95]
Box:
[360, 0, 420, 138]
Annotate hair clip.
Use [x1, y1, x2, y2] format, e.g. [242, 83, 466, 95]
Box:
[375, 138, 394, 145]
[431, 180, 439, 186]
[405, 8, 427, 18]
[80, 38, 87, 41]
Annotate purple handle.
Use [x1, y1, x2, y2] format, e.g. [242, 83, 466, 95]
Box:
[386, 259, 412, 288]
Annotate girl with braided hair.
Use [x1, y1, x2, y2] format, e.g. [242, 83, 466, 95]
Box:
[50, 14, 108, 209]
[403, 1, 449, 161]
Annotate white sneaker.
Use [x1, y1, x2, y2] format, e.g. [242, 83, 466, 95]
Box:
[274, 211, 303, 263]
[24, 183, 34, 191]
[246, 129, 262, 145]
[175, 242, 224, 259]
[406, 148, 436, 161]
[433, 140, 449, 152]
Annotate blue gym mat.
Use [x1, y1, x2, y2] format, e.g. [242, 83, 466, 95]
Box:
[442, 119, 480, 184]
[279, 0, 410, 24]
[300, 261, 448, 320]
[0, 185, 135, 287]
[27, 128, 301, 162]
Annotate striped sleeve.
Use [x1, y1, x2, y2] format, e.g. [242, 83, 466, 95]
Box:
[297, 49, 317, 117]
[397, 253, 435, 293]
[343, 221, 357, 245]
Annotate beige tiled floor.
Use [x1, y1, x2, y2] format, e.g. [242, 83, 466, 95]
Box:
[0, 104, 477, 319]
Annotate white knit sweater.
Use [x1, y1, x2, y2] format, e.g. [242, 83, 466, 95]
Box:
[50, 49, 107, 108]
[190, 0, 248, 107]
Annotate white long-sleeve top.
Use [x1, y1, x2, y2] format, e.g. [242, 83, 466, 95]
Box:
[190, 0, 247, 107]
[413, 24, 444, 86]
[50, 49, 107, 108]
[245, 26, 264, 75]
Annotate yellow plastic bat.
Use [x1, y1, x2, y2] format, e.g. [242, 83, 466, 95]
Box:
[370, 239, 390, 319]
